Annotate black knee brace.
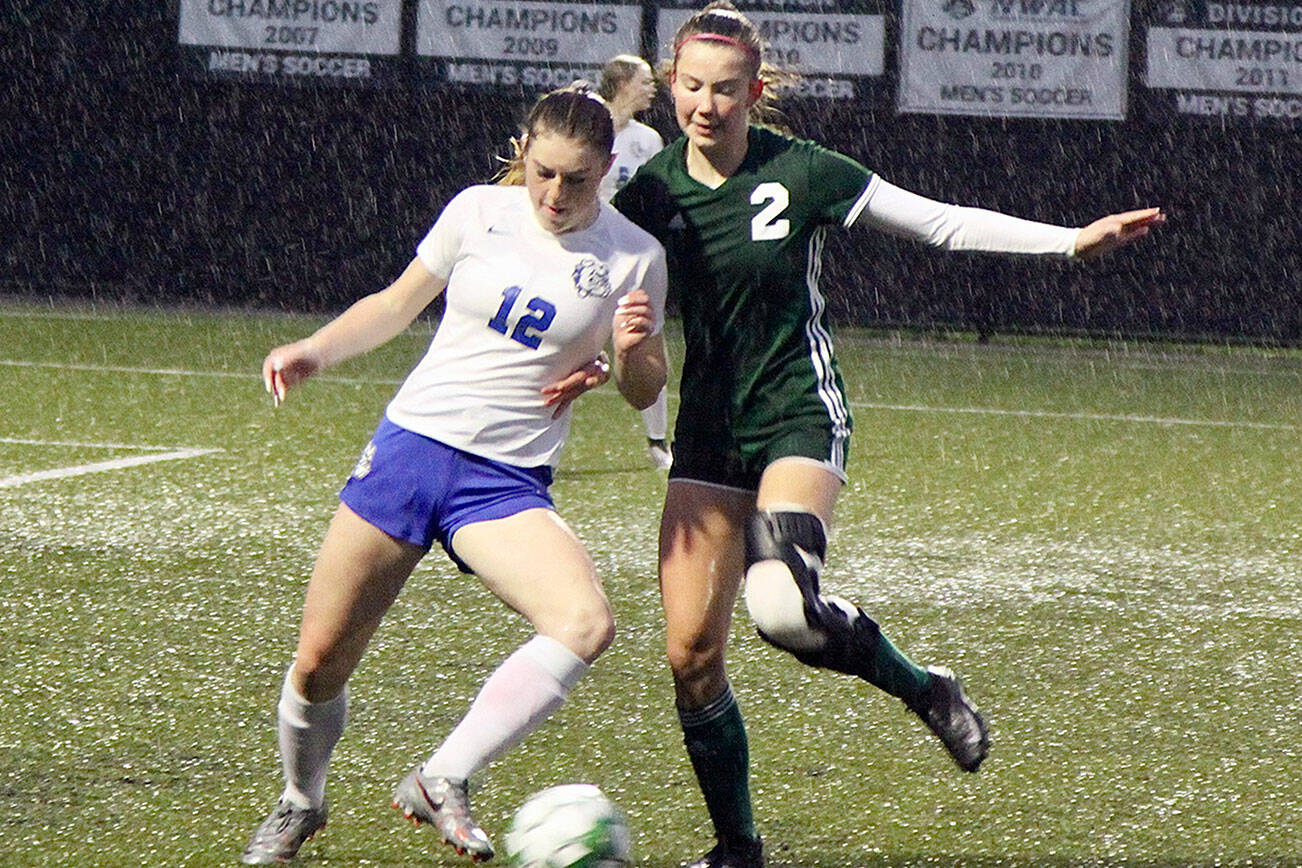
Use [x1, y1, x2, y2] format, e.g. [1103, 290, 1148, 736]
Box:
[745, 510, 882, 678]
[744, 510, 827, 620]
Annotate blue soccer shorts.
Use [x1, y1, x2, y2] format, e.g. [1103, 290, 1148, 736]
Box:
[339, 417, 555, 573]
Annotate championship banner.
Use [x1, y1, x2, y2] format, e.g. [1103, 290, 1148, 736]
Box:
[415, 0, 644, 88]
[898, 0, 1131, 119]
[656, 1, 887, 100]
[177, 0, 404, 83]
[1145, 0, 1302, 123]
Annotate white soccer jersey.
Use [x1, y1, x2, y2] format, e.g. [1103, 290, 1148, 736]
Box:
[599, 119, 664, 203]
[386, 185, 667, 468]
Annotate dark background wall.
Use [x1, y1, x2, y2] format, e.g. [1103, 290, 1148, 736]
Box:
[2, 2, 1298, 341]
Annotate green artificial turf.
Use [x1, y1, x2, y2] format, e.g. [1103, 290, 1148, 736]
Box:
[1, 304, 1298, 866]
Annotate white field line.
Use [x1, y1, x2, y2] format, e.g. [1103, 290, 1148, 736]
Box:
[850, 401, 1301, 432]
[0, 447, 222, 489]
[0, 358, 397, 387]
[1, 358, 1296, 432]
[0, 436, 181, 451]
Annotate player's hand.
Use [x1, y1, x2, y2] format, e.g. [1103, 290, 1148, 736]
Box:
[262, 340, 324, 407]
[1073, 207, 1165, 261]
[542, 352, 611, 419]
[613, 290, 656, 356]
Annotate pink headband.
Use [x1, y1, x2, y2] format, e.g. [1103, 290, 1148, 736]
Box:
[674, 33, 761, 65]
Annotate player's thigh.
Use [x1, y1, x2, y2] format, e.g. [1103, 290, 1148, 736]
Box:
[755, 456, 842, 528]
[451, 508, 611, 658]
[659, 479, 753, 650]
[296, 503, 426, 691]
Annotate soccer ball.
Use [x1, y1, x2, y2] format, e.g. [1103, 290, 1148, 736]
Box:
[505, 783, 631, 867]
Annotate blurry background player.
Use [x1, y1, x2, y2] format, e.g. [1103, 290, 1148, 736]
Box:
[240, 84, 667, 865]
[613, 3, 1165, 866]
[598, 55, 663, 204]
[598, 54, 673, 470]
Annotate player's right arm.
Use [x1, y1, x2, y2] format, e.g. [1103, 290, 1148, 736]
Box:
[263, 257, 447, 405]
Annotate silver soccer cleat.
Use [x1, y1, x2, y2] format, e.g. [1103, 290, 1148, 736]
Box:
[393, 766, 494, 861]
[240, 798, 327, 865]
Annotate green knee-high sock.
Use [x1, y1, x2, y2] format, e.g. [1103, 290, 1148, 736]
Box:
[678, 685, 756, 844]
[783, 600, 933, 703]
[863, 628, 933, 703]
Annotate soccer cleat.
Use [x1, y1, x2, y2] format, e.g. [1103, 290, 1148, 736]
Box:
[684, 835, 764, 868]
[907, 665, 989, 772]
[240, 798, 327, 865]
[393, 766, 494, 861]
[647, 438, 673, 470]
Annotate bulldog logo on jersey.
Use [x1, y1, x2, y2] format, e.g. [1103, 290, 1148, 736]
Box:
[572, 257, 613, 299]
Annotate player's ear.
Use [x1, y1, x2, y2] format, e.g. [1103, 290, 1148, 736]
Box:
[748, 78, 764, 104]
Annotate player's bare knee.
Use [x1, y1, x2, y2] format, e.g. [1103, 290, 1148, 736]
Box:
[581, 606, 616, 660]
[665, 636, 726, 693]
[547, 599, 615, 662]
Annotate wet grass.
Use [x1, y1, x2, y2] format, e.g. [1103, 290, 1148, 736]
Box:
[1, 304, 1299, 866]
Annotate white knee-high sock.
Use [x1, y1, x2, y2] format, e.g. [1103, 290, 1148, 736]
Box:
[640, 388, 669, 441]
[277, 666, 347, 810]
[421, 635, 588, 782]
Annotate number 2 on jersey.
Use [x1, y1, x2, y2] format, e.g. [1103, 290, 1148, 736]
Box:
[750, 182, 790, 241]
[488, 286, 555, 349]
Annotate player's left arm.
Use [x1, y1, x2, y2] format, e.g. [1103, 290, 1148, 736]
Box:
[1071, 208, 1166, 260]
[610, 289, 667, 411]
[852, 176, 1164, 258]
[540, 249, 668, 416]
[609, 246, 669, 411]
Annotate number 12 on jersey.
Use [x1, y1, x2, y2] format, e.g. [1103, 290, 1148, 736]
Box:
[488, 286, 555, 349]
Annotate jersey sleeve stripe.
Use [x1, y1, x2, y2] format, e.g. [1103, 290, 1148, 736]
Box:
[843, 174, 880, 230]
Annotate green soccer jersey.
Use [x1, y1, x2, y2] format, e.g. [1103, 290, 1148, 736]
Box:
[614, 126, 874, 482]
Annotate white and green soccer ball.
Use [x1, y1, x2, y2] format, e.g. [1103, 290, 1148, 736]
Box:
[505, 783, 631, 868]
